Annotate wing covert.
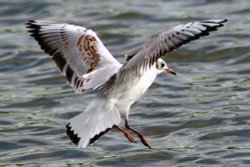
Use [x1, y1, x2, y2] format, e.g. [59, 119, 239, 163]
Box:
[100, 19, 227, 95]
[26, 20, 121, 92]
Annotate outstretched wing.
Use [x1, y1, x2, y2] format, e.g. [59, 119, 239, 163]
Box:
[26, 20, 121, 93]
[100, 19, 227, 95]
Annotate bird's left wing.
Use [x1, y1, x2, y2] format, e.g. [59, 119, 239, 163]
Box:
[26, 20, 121, 93]
[100, 19, 227, 95]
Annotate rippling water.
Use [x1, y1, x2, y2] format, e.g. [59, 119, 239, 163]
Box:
[1, 0, 250, 166]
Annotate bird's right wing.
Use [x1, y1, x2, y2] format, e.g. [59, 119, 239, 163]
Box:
[99, 19, 227, 95]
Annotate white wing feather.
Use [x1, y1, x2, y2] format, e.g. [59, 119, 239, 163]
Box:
[100, 19, 227, 95]
[26, 20, 121, 93]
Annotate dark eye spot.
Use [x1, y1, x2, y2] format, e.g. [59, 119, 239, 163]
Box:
[161, 63, 165, 68]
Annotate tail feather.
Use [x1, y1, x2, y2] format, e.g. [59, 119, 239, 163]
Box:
[65, 98, 121, 148]
[66, 123, 80, 145]
[89, 125, 114, 145]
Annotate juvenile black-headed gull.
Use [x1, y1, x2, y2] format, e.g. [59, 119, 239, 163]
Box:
[26, 19, 227, 148]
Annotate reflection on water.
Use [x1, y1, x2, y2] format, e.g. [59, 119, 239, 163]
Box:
[0, 0, 250, 166]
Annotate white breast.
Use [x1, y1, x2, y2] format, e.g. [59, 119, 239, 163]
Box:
[112, 67, 158, 117]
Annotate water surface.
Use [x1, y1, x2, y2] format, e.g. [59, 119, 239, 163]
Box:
[1, 0, 250, 166]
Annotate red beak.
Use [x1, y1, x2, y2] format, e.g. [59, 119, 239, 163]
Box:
[166, 68, 176, 75]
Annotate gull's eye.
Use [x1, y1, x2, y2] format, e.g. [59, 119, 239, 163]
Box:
[161, 63, 165, 68]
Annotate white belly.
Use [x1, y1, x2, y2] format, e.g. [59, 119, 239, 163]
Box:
[112, 68, 158, 117]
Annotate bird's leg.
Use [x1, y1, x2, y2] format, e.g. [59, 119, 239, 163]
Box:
[114, 125, 137, 143]
[125, 119, 152, 149]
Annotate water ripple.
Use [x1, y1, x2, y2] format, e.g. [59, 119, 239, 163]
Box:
[0, 0, 250, 166]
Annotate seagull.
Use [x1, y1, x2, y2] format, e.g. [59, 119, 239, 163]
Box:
[26, 19, 227, 148]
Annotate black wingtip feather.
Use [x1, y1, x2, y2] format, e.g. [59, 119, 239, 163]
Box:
[26, 21, 57, 57]
[65, 66, 74, 83]
[25, 20, 34, 27]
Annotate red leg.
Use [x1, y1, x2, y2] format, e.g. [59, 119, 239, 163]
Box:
[125, 119, 152, 149]
[114, 125, 137, 143]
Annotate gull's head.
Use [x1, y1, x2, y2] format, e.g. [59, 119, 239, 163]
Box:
[156, 58, 176, 75]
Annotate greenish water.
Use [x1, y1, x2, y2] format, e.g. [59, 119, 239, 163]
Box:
[1, 0, 250, 166]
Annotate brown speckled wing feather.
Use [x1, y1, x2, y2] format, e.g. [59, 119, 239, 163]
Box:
[26, 20, 121, 93]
